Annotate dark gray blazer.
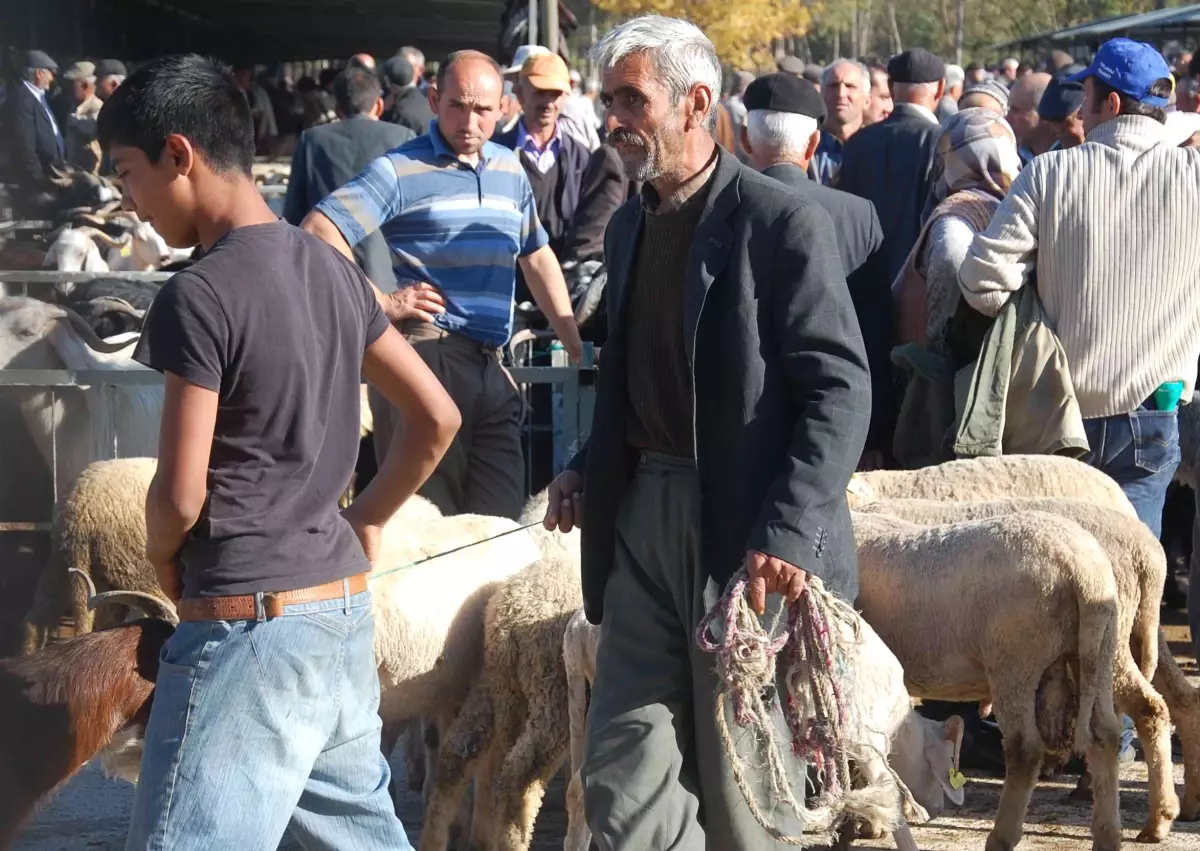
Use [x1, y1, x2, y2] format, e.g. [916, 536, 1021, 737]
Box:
[762, 162, 893, 455]
[568, 148, 872, 624]
[283, 115, 415, 290]
[837, 103, 941, 283]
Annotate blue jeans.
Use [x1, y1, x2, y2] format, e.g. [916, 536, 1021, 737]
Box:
[126, 588, 412, 851]
[1082, 406, 1180, 757]
[1081, 405, 1181, 538]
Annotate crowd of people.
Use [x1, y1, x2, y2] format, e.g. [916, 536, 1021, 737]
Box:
[4, 15, 1200, 850]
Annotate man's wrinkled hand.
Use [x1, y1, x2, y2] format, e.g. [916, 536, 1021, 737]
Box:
[385, 282, 446, 324]
[543, 469, 583, 533]
[745, 551, 808, 615]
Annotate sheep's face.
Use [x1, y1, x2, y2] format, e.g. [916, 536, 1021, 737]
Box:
[890, 713, 965, 821]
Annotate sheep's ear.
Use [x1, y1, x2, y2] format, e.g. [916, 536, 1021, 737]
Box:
[923, 717, 966, 807]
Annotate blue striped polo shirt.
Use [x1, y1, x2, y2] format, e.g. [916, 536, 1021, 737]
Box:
[315, 118, 549, 347]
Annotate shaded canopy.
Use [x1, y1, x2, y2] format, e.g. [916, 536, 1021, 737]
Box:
[994, 2, 1200, 53]
[3, 0, 511, 66]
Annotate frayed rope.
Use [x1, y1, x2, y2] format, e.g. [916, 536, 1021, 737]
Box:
[695, 568, 865, 846]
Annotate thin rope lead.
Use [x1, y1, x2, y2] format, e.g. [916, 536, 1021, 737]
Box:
[367, 521, 544, 583]
[695, 569, 862, 846]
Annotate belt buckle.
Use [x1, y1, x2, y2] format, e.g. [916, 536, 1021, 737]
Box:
[260, 592, 285, 621]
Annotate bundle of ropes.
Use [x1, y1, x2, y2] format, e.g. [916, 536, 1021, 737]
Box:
[695, 568, 872, 846]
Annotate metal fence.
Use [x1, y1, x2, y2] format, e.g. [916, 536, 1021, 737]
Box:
[0, 364, 596, 534]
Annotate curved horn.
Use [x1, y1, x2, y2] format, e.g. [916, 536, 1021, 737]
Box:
[60, 306, 140, 354]
[68, 567, 98, 600]
[83, 295, 146, 319]
[88, 591, 179, 626]
[74, 226, 126, 249]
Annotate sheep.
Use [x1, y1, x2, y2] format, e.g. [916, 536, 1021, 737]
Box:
[852, 510, 1124, 851]
[561, 608, 595, 851]
[847, 455, 1137, 518]
[857, 497, 1178, 842]
[42, 227, 109, 273]
[0, 592, 177, 848]
[21, 457, 163, 654]
[417, 547, 583, 851]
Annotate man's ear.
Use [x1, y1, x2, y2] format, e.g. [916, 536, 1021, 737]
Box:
[805, 128, 821, 161]
[371, 97, 385, 119]
[739, 123, 753, 155]
[427, 84, 439, 115]
[935, 79, 946, 101]
[162, 134, 196, 176]
[688, 83, 713, 132]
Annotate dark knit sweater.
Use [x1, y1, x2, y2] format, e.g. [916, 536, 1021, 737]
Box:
[624, 182, 712, 458]
[523, 158, 566, 251]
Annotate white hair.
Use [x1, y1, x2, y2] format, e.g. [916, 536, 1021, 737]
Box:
[945, 64, 965, 87]
[592, 15, 722, 129]
[746, 110, 819, 160]
[821, 58, 871, 90]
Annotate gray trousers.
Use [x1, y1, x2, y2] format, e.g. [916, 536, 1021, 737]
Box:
[368, 321, 524, 520]
[582, 452, 809, 851]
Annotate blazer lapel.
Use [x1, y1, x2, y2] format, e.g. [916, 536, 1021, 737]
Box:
[683, 149, 740, 365]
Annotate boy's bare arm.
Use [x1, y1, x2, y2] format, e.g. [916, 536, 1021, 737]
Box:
[146, 371, 218, 600]
[343, 325, 461, 562]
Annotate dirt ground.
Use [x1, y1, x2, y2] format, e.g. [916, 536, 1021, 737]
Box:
[6, 535, 1200, 850]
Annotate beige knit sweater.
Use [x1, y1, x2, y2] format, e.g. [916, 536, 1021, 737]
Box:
[958, 115, 1200, 418]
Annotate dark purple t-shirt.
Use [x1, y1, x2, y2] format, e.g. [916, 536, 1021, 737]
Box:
[134, 220, 389, 598]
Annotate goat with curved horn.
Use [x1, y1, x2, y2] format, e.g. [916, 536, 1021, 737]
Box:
[68, 567, 97, 601]
[61, 306, 140, 354]
[88, 590, 179, 626]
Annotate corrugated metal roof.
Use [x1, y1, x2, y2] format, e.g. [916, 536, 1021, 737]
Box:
[994, 3, 1200, 50]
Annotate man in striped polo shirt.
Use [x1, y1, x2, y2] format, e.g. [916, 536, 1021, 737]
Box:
[304, 50, 582, 520]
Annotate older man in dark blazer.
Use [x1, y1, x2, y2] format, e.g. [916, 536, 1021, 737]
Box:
[4, 51, 65, 193]
[543, 16, 870, 850]
[739, 72, 892, 469]
[283, 68, 413, 290]
[839, 48, 945, 283]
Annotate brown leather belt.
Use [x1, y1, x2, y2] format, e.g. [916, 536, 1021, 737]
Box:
[177, 574, 370, 622]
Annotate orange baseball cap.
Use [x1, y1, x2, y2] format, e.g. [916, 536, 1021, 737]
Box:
[522, 53, 571, 93]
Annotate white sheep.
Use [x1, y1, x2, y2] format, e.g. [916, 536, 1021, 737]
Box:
[853, 510, 1124, 851]
[417, 544, 582, 851]
[857, 497, 1179, 841]
[847, 455, 1137, 517]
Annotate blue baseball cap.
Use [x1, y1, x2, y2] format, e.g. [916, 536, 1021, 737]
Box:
[1068, 38, 1173, 107]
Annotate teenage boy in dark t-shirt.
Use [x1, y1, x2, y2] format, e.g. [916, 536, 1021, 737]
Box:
[98, 55, 460, 850]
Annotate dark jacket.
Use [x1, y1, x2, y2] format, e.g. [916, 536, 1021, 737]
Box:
[4, 81, 64, 186]
[568, 148, 872, 624]
[838, 103, 940, 284]
[493, 121, 591, 254]
[763, 162, 892, 455]
[562, 143, 640, 263]
[384, 86, 434, 136]
[283, 115, 414, 290]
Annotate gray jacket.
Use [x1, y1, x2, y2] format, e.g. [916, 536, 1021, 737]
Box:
[568, 148, 872, 623]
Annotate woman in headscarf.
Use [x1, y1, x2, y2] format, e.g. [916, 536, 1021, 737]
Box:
[894, 107, 1022, 356]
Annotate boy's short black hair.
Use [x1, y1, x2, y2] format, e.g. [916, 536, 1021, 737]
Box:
[97, 54, 254, 177]
[334, 68, 382, 117]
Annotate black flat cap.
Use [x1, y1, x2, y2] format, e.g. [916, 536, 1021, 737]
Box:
[888, 48, 945, 84]
[1037, 75, 1085, 120]
[96, 59, 127, 77]
[24, 50, 57, 72]
[383, 55, 415, 87]
[744, 72, 826, 122]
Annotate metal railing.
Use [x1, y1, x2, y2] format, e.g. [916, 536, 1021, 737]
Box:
[0, 364, 596, 534]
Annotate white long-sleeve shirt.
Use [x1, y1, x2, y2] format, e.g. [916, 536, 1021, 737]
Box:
[958, 114, 1200, 418]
